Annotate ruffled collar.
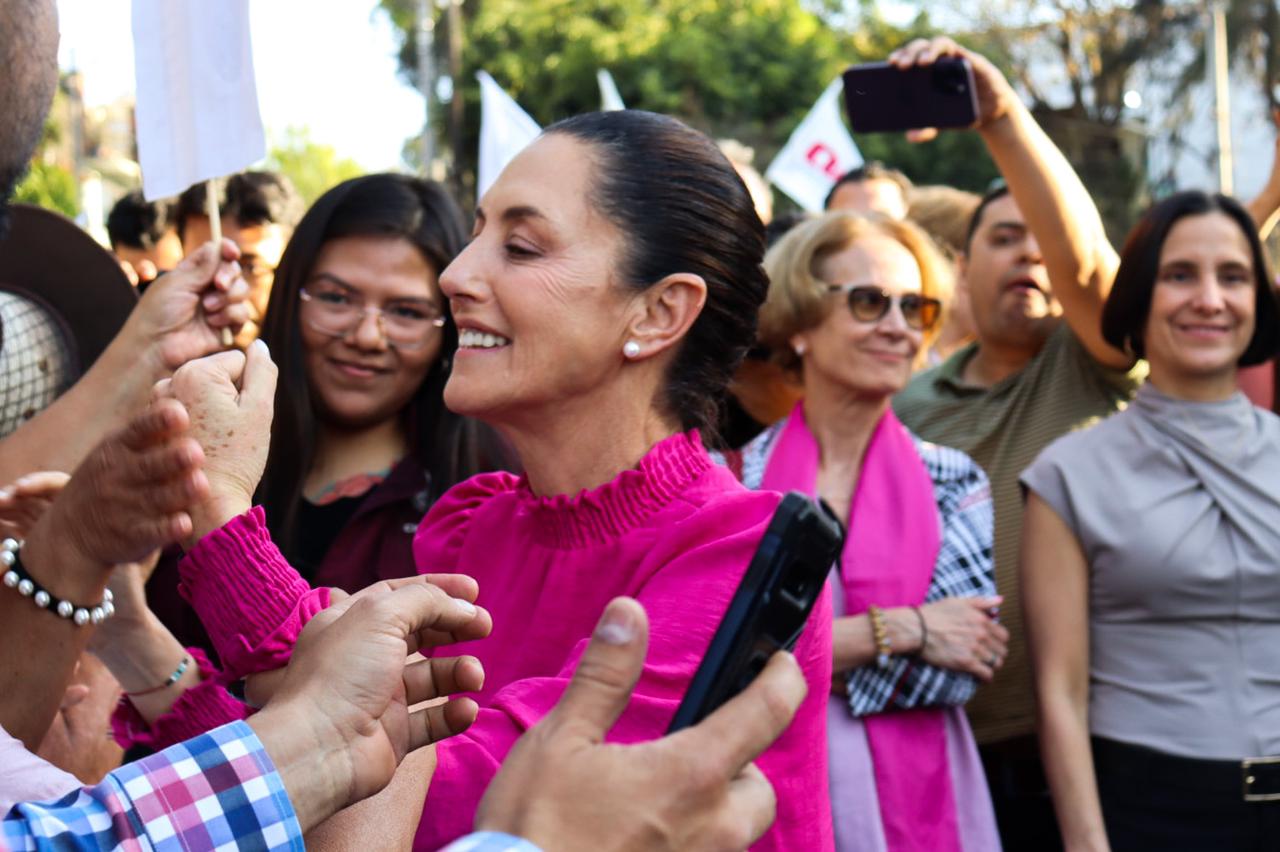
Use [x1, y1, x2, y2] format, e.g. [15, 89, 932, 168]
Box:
[1131, 381, 1264, 460]
[517, 430, 711, 548]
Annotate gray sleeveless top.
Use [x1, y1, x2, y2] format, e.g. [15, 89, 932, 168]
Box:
[1021, 382, 1280, 760]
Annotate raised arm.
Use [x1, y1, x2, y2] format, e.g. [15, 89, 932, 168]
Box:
[1021, 492, 1110, 852]
[1246, 107, 1280, 241]
[890, 38, 1130, 369]
[0, 400, 208, 747]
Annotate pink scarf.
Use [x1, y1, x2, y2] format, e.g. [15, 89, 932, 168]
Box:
[761, 402, 961, 852]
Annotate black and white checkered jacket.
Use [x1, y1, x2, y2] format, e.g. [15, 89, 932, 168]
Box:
[716, 418, 995, 715]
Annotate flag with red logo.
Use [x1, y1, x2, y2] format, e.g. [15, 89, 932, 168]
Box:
[765, 78, 862, 212]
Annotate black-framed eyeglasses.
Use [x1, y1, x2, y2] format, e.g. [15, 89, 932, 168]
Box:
[300, 284, 446, 351]
[825, 284, 942, 331]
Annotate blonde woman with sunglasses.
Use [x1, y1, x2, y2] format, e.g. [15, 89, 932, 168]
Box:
[719, 211, 1007, 851]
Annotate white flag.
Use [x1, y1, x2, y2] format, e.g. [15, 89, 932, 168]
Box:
[597, 69, 626, 111]
[476, 71, 541, 202]
[765, 78, 863, 213]
[131, 0, 266, 201]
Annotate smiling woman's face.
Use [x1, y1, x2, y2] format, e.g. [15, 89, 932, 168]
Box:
[301, 234, 445, 431]
[438, 133, 638, 427]
[1143, 211, 1256, 385]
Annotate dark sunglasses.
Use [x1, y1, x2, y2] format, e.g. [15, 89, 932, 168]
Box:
[826, 284, 942, 331]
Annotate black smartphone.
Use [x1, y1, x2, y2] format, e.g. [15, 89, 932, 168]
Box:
[667, 492, 843, 733]
[841, 57, 979, 134]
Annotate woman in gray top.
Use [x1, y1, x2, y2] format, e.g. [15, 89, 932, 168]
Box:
[1020, 191, 1280, 852]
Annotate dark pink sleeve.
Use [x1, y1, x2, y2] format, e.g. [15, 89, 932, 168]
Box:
[177, 506, 330, 679]
[413, 492, 782, 849]
[109, 647, 249, 751]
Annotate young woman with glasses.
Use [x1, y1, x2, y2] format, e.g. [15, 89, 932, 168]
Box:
[719, 211, 1007, 851]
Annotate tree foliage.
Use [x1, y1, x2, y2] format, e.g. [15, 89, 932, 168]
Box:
[13, 161, 78, 218]
[265, 127, 365, 206]
[378, 0, 1003, 202]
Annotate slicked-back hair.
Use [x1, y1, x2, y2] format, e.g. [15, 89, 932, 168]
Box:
[1101, 190, 1280, 366]
[257, 173, 513, 557]
[544, 110, 769, 438]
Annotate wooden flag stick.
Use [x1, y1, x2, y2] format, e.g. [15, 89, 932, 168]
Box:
[206, 179, 234, 347]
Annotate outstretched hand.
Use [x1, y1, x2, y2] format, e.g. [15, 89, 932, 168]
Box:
[887, 37, 1019, 142]
[0, 471, 69, 540]
[23, 398, 207, 577]
[248, 576, 489, 830]
[476, 597, 807, 851]
[153, 340, 278, 546]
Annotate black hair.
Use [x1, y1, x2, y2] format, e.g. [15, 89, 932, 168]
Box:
[765, 211, 809, 248]
[257, 173, 512, 557]
[962, 183, 1012, 253]
[1101, 190, 1280, 366]
[173, 171, 304, 241]
[544, 110, 769, 437]
[822, 161, 913, 210]
[106, 191, 173, 250]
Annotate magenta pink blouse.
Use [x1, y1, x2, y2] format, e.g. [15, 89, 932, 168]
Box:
[178, 431, 833, 851]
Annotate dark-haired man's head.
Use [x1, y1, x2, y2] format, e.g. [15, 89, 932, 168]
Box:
[175, 171, 303, 337]
[0, 0, 60, 239]
[957, 184, 1060, 353]
[107, 192, 184, 284]
[823, 162, 912, 220]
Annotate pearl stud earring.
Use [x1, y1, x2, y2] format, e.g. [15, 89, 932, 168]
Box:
[623, 340, 641, 359]
[794, 341, 807, 356]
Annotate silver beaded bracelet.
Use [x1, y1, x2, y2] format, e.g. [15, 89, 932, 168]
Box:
[1, 538, 114, 626]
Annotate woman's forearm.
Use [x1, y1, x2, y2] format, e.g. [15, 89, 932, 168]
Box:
[1039, 692, 1110, 852]
[831, 609, 922, 672]
[93, 615, 201, 725]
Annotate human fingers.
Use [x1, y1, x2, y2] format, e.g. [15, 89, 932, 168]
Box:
[9, 471, 71, 499]
[125, 438, 205, 487]
[402, 655, 485, 705]
[174, 349, 248, 392]
[152, 377, 175, 402]
[240, 339, 279, 412]
[119, 398, 190, 452]
[356, 582, 485, 649]
[204, 299, 250, 332]
[410, 605, 493, 650]
[722, 764, 779, 849]
[419, 573, 479, 603]
[906, 128, 939, 143]
[887, 37, 932, 69]
[674, 649, 806, 775]
[406, 696, 478, 752]
[539, 597, 648, 741]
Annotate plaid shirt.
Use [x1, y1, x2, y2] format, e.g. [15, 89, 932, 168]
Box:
[722, 419, 996, 715]
[1, 720, 303, 851]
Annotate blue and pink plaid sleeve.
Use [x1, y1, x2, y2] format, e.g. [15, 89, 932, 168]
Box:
[1, 720, 302, 851]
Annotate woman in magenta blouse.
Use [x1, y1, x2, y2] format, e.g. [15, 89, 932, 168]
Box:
[167, 111, 833, 850]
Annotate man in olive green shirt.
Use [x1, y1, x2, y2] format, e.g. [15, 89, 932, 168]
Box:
[886, 38, 1143, 851]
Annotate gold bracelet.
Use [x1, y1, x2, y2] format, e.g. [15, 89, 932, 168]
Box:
[868, 605, 891, 667]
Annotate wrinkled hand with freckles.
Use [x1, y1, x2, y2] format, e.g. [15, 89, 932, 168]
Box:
[152, 340, 278, 547]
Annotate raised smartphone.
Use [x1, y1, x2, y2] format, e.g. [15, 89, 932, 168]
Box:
[842, 57, 979, 134]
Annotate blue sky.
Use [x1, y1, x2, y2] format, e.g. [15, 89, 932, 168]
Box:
[56, 0, 424, 171]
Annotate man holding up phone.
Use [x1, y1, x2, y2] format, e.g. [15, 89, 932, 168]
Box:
[887, 38, 1144, 851]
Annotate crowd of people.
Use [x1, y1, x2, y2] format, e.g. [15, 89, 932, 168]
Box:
[1, 2, 1278, 850]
